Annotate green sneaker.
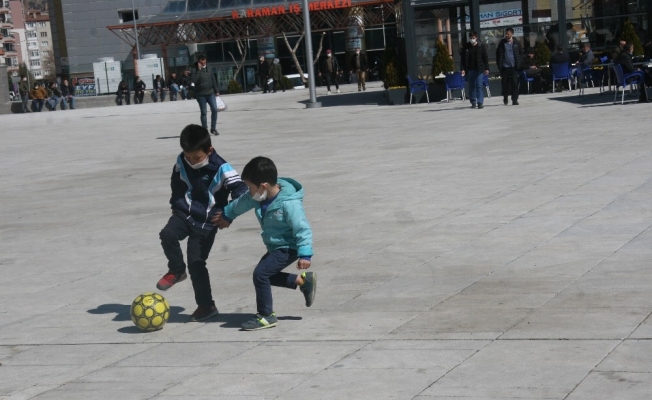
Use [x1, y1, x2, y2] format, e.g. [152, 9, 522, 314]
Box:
[241, 313, 277, 331]
[299, 271, 316, 307]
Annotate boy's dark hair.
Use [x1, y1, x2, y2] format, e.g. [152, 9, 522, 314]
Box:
[469, 31, 478, 38]
[505, 27, 514, 34]
[198, 54, 207, 61]
[180, 124, 212, 153]
[241, 156, 277, 186]
[556, 45, 564, 52]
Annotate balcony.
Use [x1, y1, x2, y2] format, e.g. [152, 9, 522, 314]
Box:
[2, 33, 14, 42]
[29, 54, 40, 60]
[27, 44, 38, 50]
[0, 48, 4, 55]
[25, 24, 35, 31]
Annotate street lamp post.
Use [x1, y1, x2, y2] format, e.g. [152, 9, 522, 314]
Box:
[301, 0, 321, 108]
[131, 0, 141, 60]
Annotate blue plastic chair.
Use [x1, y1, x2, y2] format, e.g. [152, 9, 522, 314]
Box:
[444, 72, 466, 102]
[406, 75, 429, 104]
[613, 63, 645, 104]
[519, 70, 535, 93]
[551, 62, 571, 91]
[483, 74, 491, 98]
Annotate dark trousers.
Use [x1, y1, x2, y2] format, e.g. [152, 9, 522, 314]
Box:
[324, 72, 339, 91]
[501, 67, 519, 102]
[116, 92, 130, 105]
[260, 76, 269, 93]
[272, 79, 285, 92]
[134, 91, 144, 104]
[253, 248, 299, 316]
[159, 214, 217, 306]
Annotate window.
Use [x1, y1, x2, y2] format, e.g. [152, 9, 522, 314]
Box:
[30, 50, 40, 57]
[41, 41, 49, 46]
[42, 50, 49, 56]
[118, 10, 139, 23]
[30, 59, 40, 67]
[28, 41, 38, 48]
[40, 32, 48, 37]
[4, 57, 10, 66]
[44, 70, 51, 76]
[39, 22, 46, 27]
[26, 22, 35, 29]
[3, 43, 15, 51]
[27, 31, 37, 38]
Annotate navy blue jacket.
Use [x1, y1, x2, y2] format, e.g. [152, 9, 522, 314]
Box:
[170, 151, 248, 230]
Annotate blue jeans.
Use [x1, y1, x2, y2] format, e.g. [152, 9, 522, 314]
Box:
[46, 96, 60, 110]
[31, 99, 44, 112]
[467, 70, 484, 105]
[62, 96, 76, 110]
[180, 86, 188, 99]
[253, 248, 299, 316]
[170, 84, 179, 101]
[196, 94, 218, 131]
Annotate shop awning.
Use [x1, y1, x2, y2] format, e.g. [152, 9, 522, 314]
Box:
[107, 0, 396, 47]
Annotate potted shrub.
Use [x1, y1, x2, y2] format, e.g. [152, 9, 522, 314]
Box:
[429, 40, 454, 102]
[227, 79, 243, 94]
[381, 45, 407, 105]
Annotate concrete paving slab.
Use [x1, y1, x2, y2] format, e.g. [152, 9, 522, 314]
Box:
[2, 84, 652, 399]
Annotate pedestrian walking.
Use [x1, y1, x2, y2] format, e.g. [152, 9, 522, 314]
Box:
[191, 55, 220, 135]
[270, 58, 285, 93]
[461, 31, 489, 109]
[349, 47, 368, 91]
[496, 27, 523, 105]
[319, 50, 340, 94]
[19, 75, 30, 113]
[258, 55, 270, 93]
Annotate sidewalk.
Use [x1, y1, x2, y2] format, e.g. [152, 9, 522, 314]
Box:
[0, 82, 651, 399]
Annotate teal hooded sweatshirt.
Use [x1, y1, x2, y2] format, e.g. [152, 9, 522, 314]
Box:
[222, 177, 313, 257]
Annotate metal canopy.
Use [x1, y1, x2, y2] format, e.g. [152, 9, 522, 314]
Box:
[107, 0, 396, 47]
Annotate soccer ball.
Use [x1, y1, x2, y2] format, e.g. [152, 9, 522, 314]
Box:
[130, 292, 170, 332]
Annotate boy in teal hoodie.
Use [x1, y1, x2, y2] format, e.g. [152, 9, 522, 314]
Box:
[212, 156, 315, 330]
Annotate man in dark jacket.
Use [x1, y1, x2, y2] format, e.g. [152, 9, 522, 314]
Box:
[319, 49, 340, 94]
[153, 75, 167, 102]
[258, 55, 270, 93]
[461, 31, 489, 109]
[349, 47, 368, 91]
[495, 27, 523, 105]
[134, 76, 146, 104]
[60, 79, 76, 109]
[116, 80, 130, 105]
[18, 75, 30, 113]
[180, 70, 191, 100]
[191, 54, 221, 135]
[168, 73, 180, 101]
[616, 43, 649, 102]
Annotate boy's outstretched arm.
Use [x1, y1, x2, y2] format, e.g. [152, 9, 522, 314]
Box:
[285, 201, 313, 269]
[211, 190, 256, 228]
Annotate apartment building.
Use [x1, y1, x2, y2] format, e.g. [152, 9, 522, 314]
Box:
[24, 9, 54, 79]
[1, 0, 19, 75]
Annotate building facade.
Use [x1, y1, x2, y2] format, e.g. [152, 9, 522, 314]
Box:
[1, 0, 18, 74]
[24, 9, 54, 79]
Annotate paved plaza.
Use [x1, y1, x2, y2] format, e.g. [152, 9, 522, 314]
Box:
[1, 82, 651, 399]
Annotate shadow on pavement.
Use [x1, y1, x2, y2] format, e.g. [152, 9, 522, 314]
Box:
[298, 90, 386, 107]
[547, 91, 642, 107]
[156, 136, 180, 140]
[88, 303, 186, 323]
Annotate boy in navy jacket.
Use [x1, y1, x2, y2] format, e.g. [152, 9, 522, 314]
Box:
[157, 124, 248, 321]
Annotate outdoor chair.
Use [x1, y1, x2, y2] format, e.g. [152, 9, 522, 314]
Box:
[551, 62, 572, 92]
[576, 67, 594, 95]
[520, 70, 535, 94]
[406, 75, 429, 104]
[612, 63, 645, 104]
[444, 72, 466, 102]
[483, 74, 491, 98]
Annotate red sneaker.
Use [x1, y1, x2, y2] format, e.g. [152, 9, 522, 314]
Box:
[156, 271, 187, 291]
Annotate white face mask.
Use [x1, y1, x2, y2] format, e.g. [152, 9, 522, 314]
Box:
[252, 186, 268, 202]
[470, 38, 477, 45]
[187, 156, 209, 170]
[327, 53, 331, 57]
[356, 51, 360, 54]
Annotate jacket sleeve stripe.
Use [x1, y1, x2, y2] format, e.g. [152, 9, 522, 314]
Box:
[176, 155, 193, 211]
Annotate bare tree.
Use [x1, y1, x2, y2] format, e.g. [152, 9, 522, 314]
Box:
[228, 38, 247, 80]
[41, 52, 56, 81]
[281, 32, 326, 84]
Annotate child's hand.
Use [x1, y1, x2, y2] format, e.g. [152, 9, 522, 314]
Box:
[211, 212, 231, 229]
[297, 259, 311, 270]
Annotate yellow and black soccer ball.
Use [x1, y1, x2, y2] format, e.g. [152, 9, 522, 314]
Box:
[130, 292, 170, 332]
